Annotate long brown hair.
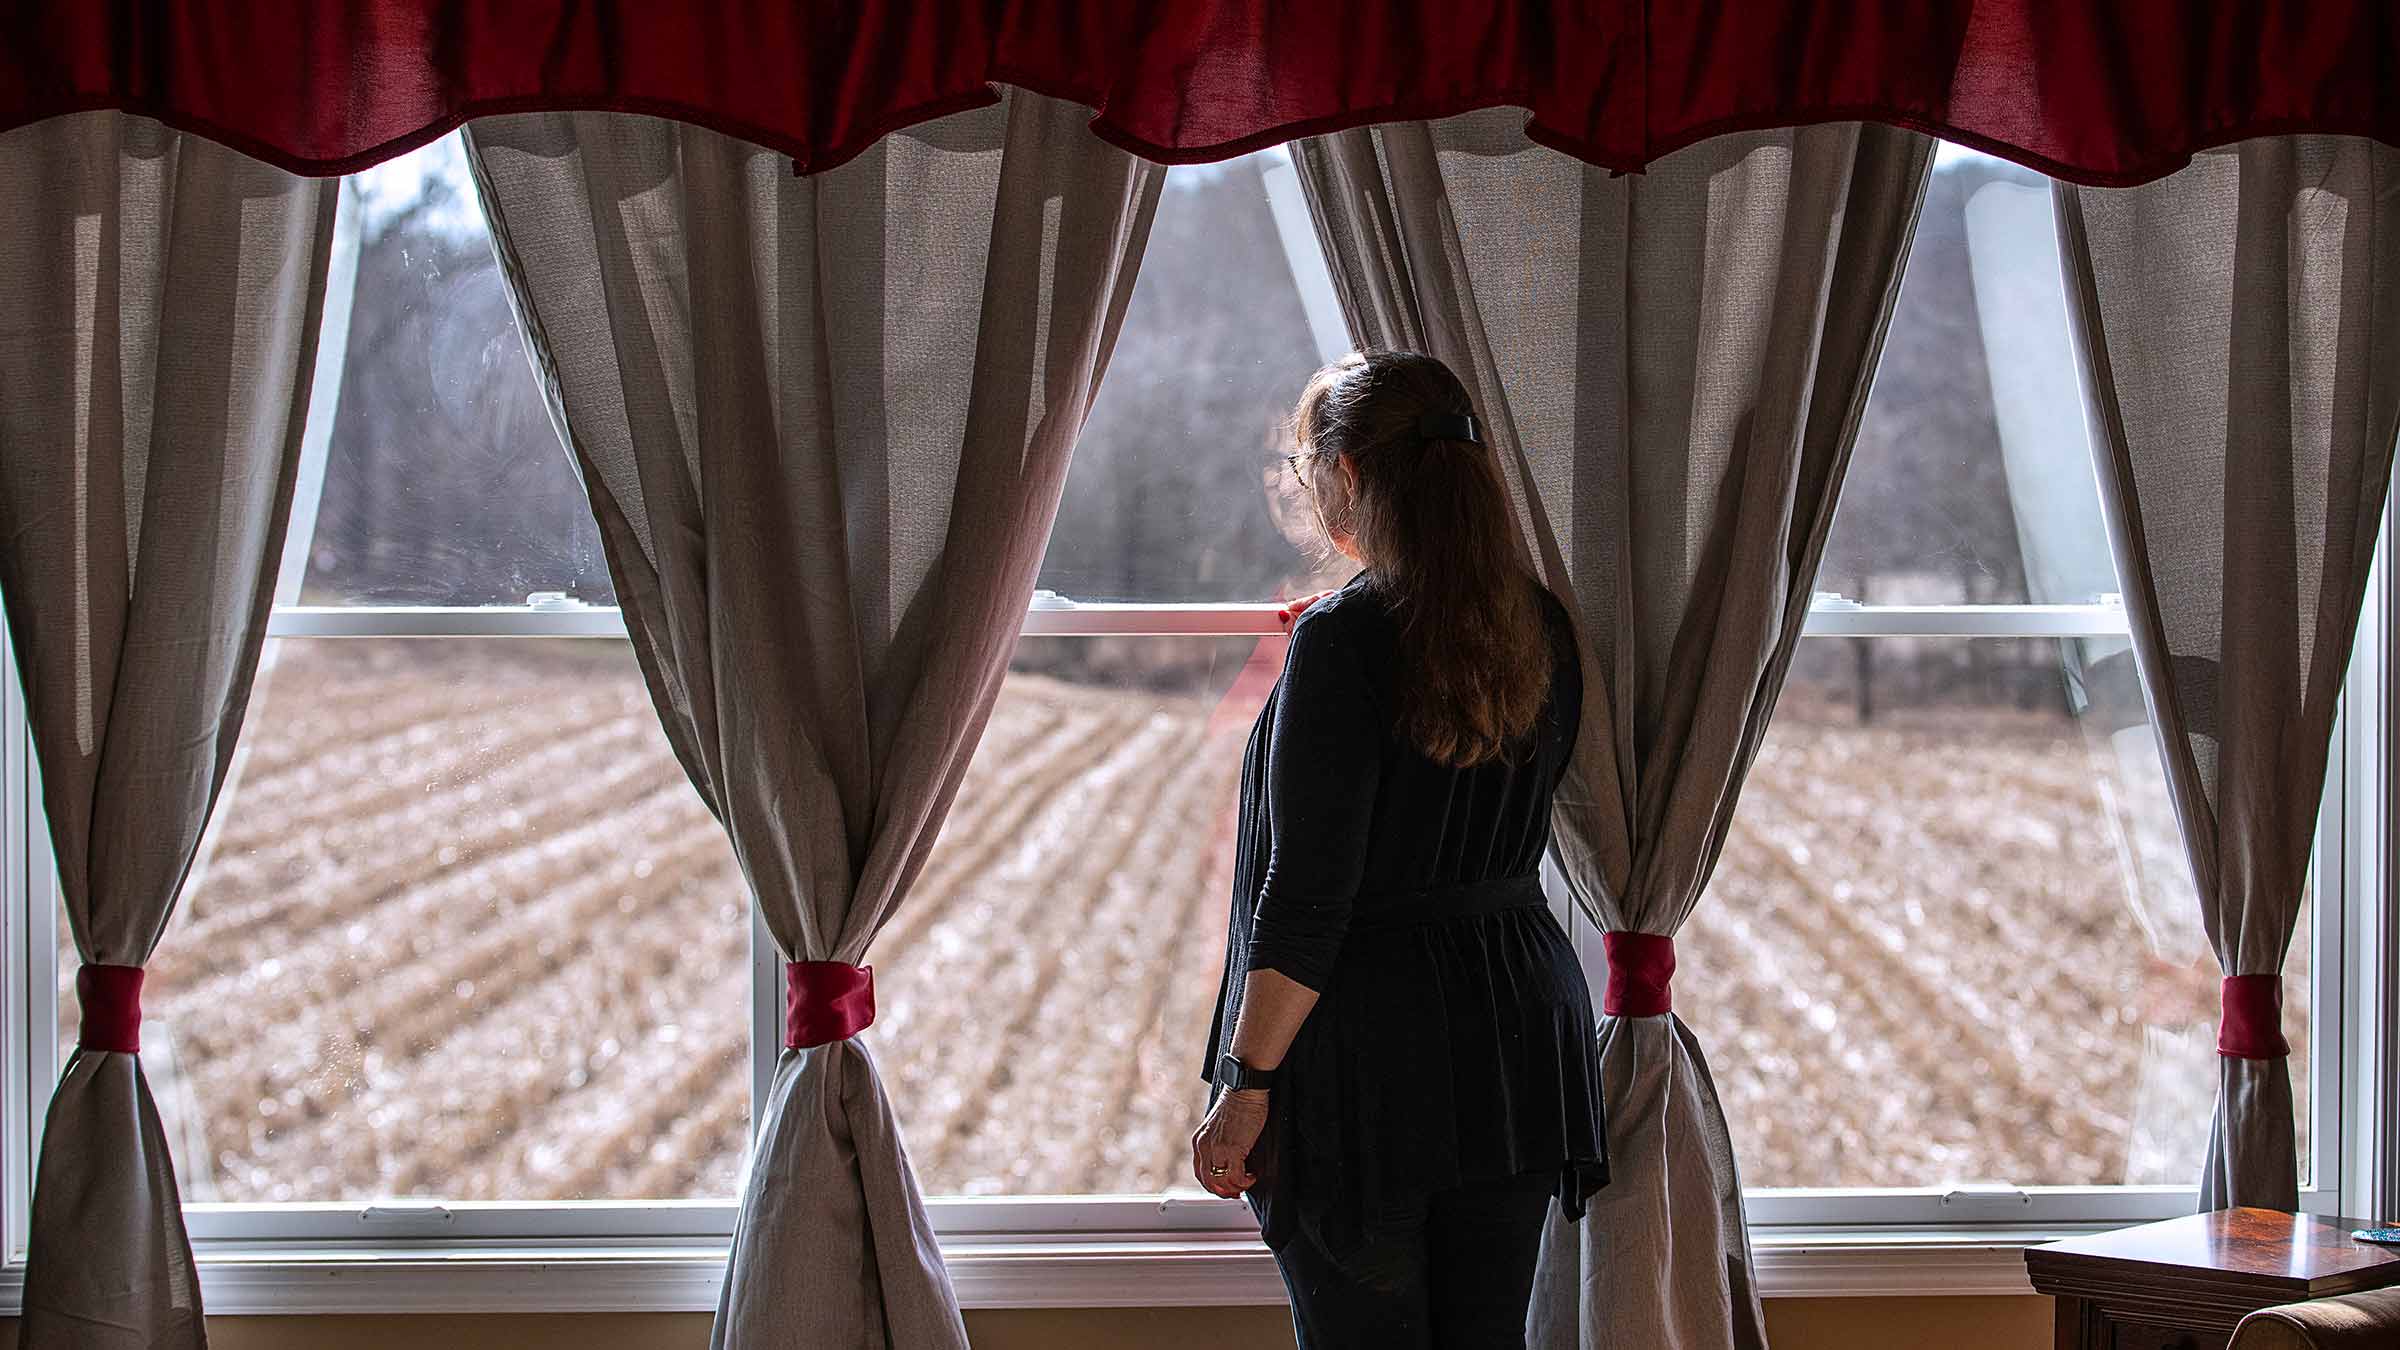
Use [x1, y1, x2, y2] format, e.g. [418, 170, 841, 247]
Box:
[1292, 350, 1549, 768]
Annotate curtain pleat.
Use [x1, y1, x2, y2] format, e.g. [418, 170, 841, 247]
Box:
[463, 96, 1162, 1348]
[1295, 116, 1932, 1348]
[2056, 136, 2400, 1212]
[0, 110, 335, 1350]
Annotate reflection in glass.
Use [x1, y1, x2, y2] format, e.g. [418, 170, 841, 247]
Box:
[296, 135, 612, 608]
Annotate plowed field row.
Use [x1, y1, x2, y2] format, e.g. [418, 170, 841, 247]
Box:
[59, 639, 2281, 1204]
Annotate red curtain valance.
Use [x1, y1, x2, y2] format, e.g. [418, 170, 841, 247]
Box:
[5, 2, 2393, 183]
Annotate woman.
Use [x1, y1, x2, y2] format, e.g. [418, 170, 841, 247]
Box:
[1194, 349, 1608, 1348]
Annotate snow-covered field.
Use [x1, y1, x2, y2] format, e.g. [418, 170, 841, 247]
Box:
[69, 636, 2305, 1203]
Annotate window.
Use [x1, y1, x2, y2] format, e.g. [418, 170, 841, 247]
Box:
[880, 150, 1342, 1197]
[0, 135, 2381, 1307]
[9, 141, 1352, 1251]
[1677, 638, 2312, 1192]
[1577, 144, 2336, 1223]
[25, 135, 748, 1240]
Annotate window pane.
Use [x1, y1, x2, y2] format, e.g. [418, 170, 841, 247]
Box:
[1820, 146, 2116, 607]
[61, 638, 744, 1201]
[294, 134, 614, 607]
[876, 635, 1266, 1195]
[1682, 635, 2311, 1188]
[1036, 152, 1351, 605]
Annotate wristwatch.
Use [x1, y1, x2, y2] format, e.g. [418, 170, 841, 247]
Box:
[1216, 1053, 1276, 1093]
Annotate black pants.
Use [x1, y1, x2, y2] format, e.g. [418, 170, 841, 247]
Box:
[1266, 1170, 1555, 1350]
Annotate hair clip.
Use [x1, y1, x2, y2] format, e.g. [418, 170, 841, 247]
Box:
[1418, 412, 1482, 445]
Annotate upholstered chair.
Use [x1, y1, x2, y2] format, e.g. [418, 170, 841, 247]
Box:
[2229, 1287, 2400, 1349]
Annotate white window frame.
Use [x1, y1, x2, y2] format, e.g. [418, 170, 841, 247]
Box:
[0, 144, 2390, 1316]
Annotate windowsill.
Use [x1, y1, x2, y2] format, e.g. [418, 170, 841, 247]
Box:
[0, 1225, 2080, 1315]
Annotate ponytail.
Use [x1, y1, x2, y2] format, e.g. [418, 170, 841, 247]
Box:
[1291, 351, 1549, 767]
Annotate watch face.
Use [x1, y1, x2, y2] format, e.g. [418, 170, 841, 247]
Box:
[1217, 1055, 1268, 1090]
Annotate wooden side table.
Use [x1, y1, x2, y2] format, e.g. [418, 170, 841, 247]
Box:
[2025, 1208, 2400, 1349]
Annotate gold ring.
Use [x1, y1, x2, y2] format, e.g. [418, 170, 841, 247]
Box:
[1208, 1164, 1228, 1176]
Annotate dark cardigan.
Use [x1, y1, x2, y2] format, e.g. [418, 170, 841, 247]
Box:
[1201, 568, 1609, 1263]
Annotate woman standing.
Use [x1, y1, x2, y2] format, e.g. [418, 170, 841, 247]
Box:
[1195, 350, 1609, 1348]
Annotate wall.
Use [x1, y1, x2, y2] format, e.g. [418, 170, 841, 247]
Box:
[0, 1297, 2054, 1348]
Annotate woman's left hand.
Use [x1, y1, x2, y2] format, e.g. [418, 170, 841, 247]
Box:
[1190, 1088, 1269, 1197]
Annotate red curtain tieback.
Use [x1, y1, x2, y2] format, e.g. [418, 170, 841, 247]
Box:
[786, 962, 875, 1050]
[2218, 973, 2290, 1060]
[1602, 932, 1675, 1018]
[77, 964, 144, 1053]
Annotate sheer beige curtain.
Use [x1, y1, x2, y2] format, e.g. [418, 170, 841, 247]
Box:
[1296, 117, 1932, 1349]
[0, 112, 334, 1349]
[2056, 137, 2400, 1212]
[463, 96, 1161, 1349]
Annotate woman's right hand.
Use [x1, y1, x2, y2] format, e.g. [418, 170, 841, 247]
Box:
[1190, 1088, 1269, 1197]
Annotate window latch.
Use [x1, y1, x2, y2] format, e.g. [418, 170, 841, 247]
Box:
[358, 1204, 455, 1225]
[1937, 1184, 2032, 1213]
